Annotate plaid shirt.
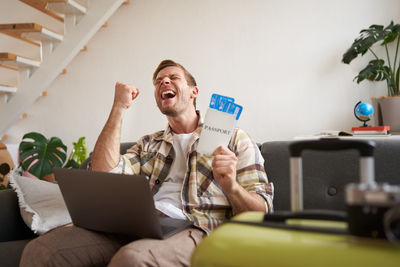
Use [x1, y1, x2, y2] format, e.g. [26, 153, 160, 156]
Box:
[113, 115, 273, 234]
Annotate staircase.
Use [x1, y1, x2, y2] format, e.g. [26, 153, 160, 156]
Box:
[0, 0, 126, 137]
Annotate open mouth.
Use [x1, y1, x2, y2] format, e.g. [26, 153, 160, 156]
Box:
[161, 90, 176, 100]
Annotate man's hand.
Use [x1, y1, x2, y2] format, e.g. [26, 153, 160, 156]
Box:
[212, 146, 267, 214]
[212, 146, 239, 194]
[113, 82, 140, 110]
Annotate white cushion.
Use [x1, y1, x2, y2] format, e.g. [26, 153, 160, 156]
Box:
[9, 168, 72, 235]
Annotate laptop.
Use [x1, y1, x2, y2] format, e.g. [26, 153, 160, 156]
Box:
[53, 167, 193, 239]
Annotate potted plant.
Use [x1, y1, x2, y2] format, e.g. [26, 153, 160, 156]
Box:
[342, 21, 400, 131]
[19, 132, 88, 182]
[64, 137, 88, 168]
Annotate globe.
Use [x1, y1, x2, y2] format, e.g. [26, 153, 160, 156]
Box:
[354, 101, 374, 126]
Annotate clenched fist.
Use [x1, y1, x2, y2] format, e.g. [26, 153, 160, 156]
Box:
[113, 82, 140, 110]
[212, 146, 238, 194]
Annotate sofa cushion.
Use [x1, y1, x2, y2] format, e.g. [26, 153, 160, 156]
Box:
[0, 239, 33, 266]
[0, 189, 36, 242]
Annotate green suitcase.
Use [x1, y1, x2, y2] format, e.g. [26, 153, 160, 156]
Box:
[191, 211, 400, 267]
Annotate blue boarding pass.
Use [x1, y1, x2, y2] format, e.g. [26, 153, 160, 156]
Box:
[209, 93, 242, 120]
[209, 93, 234, 112]
[226, 101, 243, 120]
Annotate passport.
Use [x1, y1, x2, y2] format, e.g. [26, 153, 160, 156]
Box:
[197, 94, 243, 155]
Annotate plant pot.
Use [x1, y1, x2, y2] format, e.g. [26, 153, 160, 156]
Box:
[373, 96, 400, 132]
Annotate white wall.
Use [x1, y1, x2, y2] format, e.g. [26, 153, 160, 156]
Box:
[1, 0, 399, 153]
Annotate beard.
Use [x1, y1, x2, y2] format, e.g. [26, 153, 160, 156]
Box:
[156, 99, 179, 117]
[159, 106, 179, 117]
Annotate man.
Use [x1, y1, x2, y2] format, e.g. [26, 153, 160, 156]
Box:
[20, 59, 273, 267]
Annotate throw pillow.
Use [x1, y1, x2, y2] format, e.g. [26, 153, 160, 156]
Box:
[8, 168, 72, 235]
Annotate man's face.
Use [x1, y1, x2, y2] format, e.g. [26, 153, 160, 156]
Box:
[154, 66, 196, 117]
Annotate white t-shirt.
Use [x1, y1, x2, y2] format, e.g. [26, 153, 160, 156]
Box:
[153, 132, 193, 220]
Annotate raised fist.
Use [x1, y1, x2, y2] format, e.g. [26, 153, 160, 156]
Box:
[113, 82, 140, 110]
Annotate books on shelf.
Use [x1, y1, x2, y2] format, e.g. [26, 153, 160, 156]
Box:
[351, 126, 390, 135]
[319, 130, 353, 136]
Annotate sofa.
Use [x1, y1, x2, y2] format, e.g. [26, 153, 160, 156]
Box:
[1, 138, 400, 266]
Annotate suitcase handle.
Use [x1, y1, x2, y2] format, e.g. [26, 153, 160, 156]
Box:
[263, 210, 347, 222]
[289, 138, 376, 211]
[289, 138, 375, 157]
[229, 210, 348, 235]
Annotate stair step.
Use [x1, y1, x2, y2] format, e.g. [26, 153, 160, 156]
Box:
[0, 53, 41, 69]
[0, 23, 63, 45]
[0, 84, 17, 93]
[0, 64, 18, 71]
[47, 0, 87, 15]
[19, 0, 64, 22]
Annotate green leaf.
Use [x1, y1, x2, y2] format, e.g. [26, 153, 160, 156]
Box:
[67, 137, 88, 167]
[48, 138, 67, 151]
[47, 152, 65, 168]
[20, 155, 37, 170]
[19, 141, 35, 152]
[382, 21, 400, 45]
[22, 132, 47, 144]
[53, 149, 67, 163]
[19, 150, 38, 162]
[29, 160, 52, 178]
[19, 132, 67, 179]
[355, 59, 390, 83]
[342, 23, 386, 64]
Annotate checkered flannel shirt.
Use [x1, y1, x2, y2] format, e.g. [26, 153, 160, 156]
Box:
[113, 115, 274, 234]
